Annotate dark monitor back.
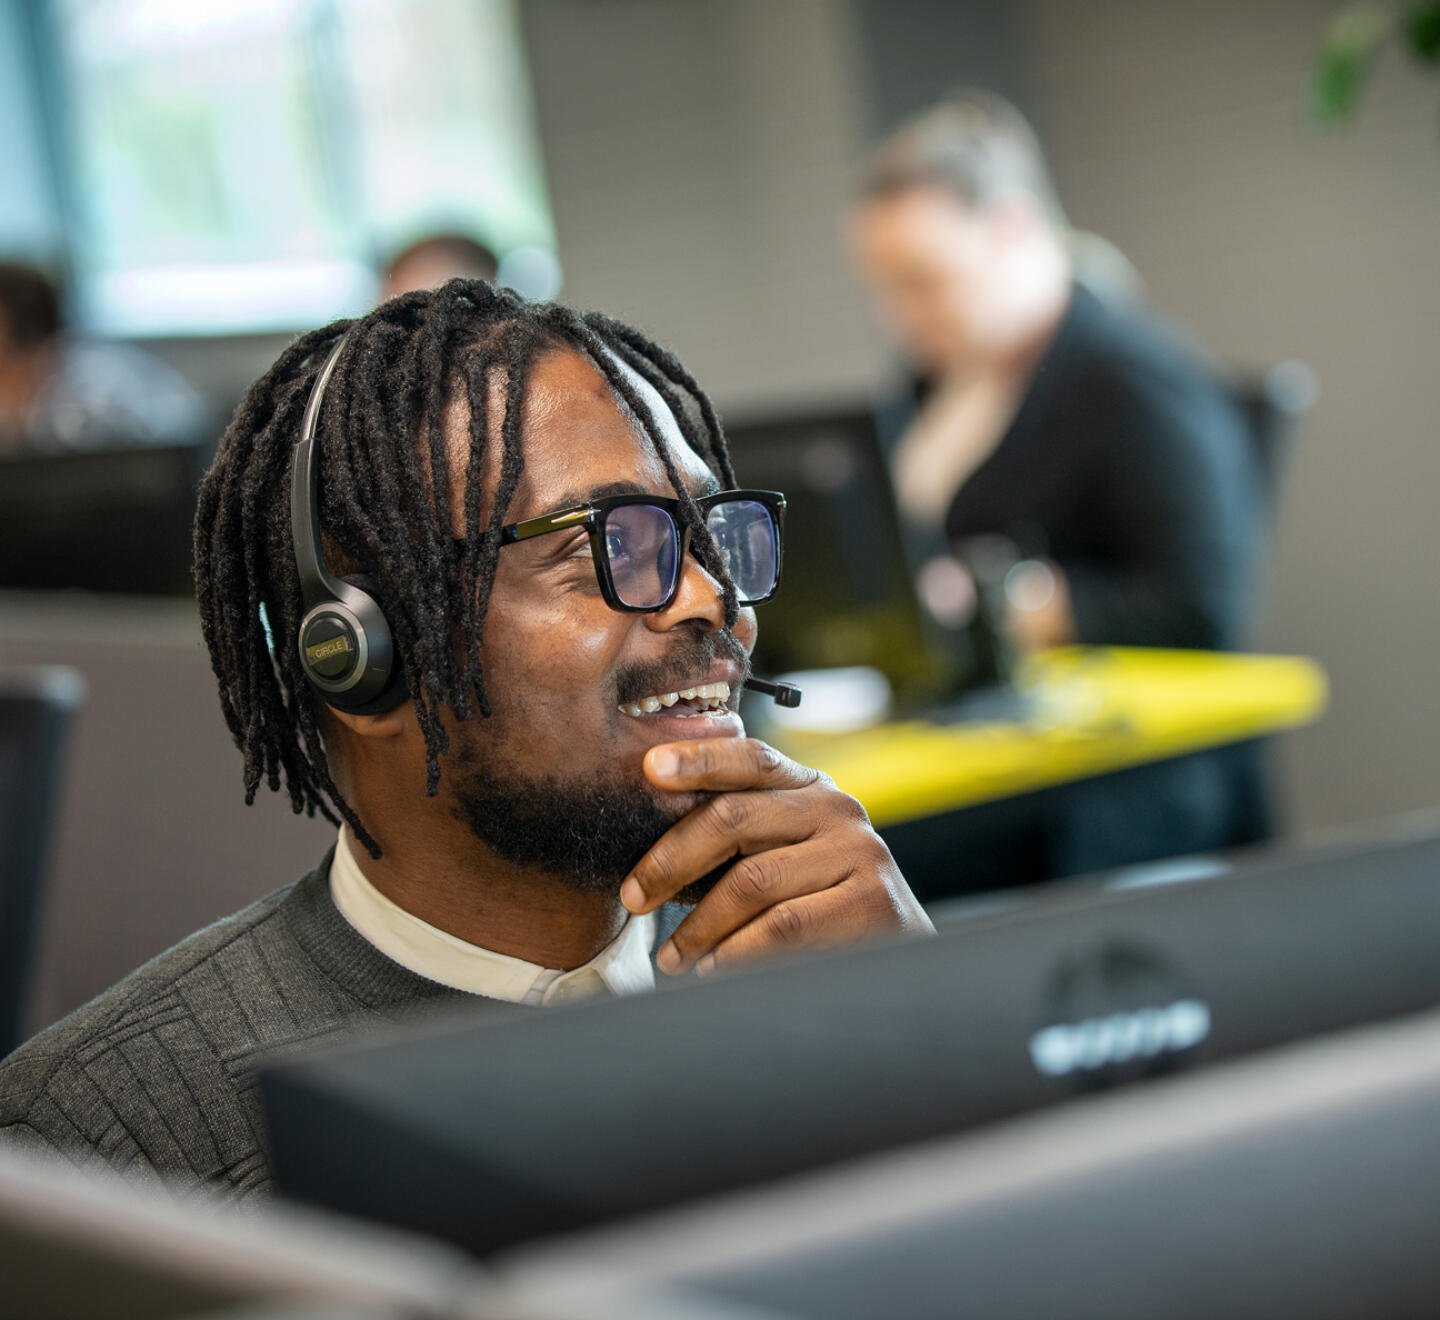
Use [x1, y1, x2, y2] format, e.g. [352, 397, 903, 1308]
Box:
[723, 407, 959, 702]
[499, 1007, 1440, 1320]
[0, 1145, 480, 1320]
[264, 827, 1440, 1258]
[0, 667, 84, 1055]
[0, 442, 210, 595]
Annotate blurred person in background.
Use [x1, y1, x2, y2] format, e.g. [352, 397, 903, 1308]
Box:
[381, 232, 499, 299]
[847, 91, 1270, 877]
[0, 261, 209, 455]
[847, 91, 1261, 660]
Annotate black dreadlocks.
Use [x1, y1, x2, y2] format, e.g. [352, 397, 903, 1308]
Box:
[194, 279, 740, 856]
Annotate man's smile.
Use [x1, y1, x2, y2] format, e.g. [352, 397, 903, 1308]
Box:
[616, 665, 746, 740]
[619, 680, 731, 718]
[613, 644, 749, 739]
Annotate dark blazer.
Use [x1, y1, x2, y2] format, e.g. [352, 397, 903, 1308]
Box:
[884, 288, 1272, 881]
[940, 284, 1263, 650]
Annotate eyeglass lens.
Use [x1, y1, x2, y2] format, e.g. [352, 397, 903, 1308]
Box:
[603, 503, 682, 609]
[600, 499, 778, 609]
[706, 499, 778, 603]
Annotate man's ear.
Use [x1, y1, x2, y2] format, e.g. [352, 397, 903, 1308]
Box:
[324, 701, 411, 740]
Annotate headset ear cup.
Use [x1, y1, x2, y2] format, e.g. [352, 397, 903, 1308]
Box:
[334, 574, 408, 715]
[296, 575, 408, 716]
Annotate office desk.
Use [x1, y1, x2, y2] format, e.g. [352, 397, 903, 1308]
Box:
[771, 647, 1328, 831]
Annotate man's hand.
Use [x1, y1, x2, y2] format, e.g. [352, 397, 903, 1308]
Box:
[620, 738, 934, 976]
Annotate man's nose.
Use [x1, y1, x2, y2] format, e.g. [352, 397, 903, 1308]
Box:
[645, 548, 725, 633]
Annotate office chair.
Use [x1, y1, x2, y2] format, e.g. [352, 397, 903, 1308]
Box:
[1094, 360, 1319, 880]
[1233, 359, 1318, 512]
[0, 667, 84, 1057]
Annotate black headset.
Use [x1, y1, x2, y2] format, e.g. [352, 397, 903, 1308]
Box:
[289, 335, 407, 715]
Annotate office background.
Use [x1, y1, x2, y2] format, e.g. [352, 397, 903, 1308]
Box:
[2, 0, 1437, 1015]
[516, 0, 1440, 843]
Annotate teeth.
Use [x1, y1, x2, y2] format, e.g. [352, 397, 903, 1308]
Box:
[617, 680, 732, 716]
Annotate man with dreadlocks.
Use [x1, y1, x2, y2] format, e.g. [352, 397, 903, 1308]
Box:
[0, 281, 931, 1197]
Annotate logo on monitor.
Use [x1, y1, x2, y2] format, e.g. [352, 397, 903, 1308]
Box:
[1029, 999, 1211, 1077]
[1031, 939, 1210, 1086]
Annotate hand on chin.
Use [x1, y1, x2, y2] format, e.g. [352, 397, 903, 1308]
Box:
[619, 737, 933, 974]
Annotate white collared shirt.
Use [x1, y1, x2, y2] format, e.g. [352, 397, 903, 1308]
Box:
[328, 828, 655, 1006]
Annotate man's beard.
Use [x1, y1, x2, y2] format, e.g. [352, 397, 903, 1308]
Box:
[448, 630, 751, 905]
[449, 762, 728, 905]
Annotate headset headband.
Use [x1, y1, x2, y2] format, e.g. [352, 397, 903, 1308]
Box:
[288, 333, 404, 714]
[290, 335, 349, 612]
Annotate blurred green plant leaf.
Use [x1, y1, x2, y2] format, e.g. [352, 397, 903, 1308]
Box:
[1313, 3, 1398, 123]
[1405, 1, 1440, 61]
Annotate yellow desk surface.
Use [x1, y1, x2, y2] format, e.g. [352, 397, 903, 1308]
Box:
[771, 648, 1328, 830]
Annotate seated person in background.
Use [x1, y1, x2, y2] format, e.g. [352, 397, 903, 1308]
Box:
[846, 91, 1262, 657]
[0, 281, 930, 1197]
[0, 261, 208, 455]
[381, 231, 499, 298]
[847, 92, 1269, 878]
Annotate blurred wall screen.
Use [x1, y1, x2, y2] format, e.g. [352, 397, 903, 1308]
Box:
[49, 0, 555, 335]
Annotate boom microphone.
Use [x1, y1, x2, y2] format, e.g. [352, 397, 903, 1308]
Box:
[743, 677, 803, 708]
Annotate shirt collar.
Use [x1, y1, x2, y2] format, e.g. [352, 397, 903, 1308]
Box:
[328, 827, 655, 1006]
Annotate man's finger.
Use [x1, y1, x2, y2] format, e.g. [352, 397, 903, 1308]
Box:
[644, 737, 824, 794]
[654, 843, 843, 974]
[694, 887, 878, 974]
[621, 788, 823, 914]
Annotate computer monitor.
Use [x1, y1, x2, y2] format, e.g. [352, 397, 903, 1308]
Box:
[496, 1006, 1440, 1320]
[0, 441, 210, 595]
[723, 406, 963, 705]
[0, 666, 84, 1056]
[0, 1144, 485, 1320]
[263, 824, 1440, 1258]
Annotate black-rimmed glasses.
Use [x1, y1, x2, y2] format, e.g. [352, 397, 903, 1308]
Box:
[498, 489, 785, 613]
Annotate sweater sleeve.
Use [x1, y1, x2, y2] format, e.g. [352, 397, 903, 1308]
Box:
[0, 1016, 239, 1192]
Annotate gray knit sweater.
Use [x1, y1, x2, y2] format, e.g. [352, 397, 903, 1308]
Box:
[0, 852, 683, 1199]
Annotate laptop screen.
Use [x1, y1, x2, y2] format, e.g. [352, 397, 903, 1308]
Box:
[723, 406, 962, 705]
